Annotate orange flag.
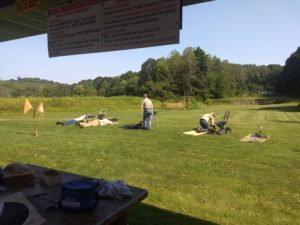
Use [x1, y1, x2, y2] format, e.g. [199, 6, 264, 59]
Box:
[36, 102, 44, 113]
[23, 99, 33, 114]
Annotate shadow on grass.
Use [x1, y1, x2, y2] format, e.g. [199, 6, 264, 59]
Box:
[271, 120, 300, 124]
[119, 122, 143, 130]
[16, 131, 36, 136]
[129, 203, 218, 225]
[253, 105, 300, 112]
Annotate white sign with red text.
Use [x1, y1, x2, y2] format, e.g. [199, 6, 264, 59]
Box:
[48, 0, 180, 57]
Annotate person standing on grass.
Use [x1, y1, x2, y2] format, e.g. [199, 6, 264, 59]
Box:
[199, 112, 215, 132]
[140, 94, 154, 130]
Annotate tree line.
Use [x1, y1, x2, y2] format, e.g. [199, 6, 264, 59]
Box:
[0, 46, 299, 100]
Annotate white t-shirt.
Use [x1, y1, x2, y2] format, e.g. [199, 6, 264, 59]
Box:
[99, 118, 114, 126]
[74, 115, 87, 121]
[201, 113, 215, 125]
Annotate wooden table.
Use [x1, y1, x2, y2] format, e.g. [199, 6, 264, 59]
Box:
[1, 164, 148, 225]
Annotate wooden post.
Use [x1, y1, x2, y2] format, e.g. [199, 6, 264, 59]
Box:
[34, 109, 38, 137]
[183, 91, 186, 109]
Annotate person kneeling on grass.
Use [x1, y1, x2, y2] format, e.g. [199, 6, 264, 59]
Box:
[56, 114, 93, 126]
[199, 112, 215, 132]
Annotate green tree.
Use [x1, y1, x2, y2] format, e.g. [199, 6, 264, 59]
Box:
[277, 47, 300, 96]
[181, 47, 197, 96]
[0, 85, 11, 97]
[206, 56, 226, 98]
[139, 58, 156, 86]
[73, 84, 85, 96]
[193, 47, 209, 99]
[168, 50, 185, 96]
[120, 71, 140, 95]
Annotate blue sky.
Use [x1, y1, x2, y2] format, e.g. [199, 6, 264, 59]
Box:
[0, 0, 299, 84]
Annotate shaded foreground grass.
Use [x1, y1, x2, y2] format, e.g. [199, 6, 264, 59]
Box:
[0, 102, 299, 225]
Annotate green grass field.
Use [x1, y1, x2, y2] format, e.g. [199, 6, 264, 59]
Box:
[0, 100, 299, 225]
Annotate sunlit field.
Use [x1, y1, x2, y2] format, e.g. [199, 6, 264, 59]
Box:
[0, 99, 299, 225]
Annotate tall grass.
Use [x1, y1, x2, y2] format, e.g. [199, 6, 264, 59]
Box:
[0, 96, 162, 113]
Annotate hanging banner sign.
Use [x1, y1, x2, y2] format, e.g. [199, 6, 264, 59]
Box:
[15, 0, 42, 14]
[48, 0, 180, 57]
[101, 0, 180, 51]
[48, 0, 103, 57]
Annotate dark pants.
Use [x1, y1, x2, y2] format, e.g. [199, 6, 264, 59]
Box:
[143, 108, 153, 129]
[200, 119, 208, 131]
[61, 119, 77, 125]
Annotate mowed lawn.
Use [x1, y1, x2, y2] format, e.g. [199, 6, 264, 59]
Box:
[0, 102, 299, 225]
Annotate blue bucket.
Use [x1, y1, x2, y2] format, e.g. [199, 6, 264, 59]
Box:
[59, 179, 99, 211]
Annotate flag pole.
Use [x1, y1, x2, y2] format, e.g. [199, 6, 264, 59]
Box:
[34, 109, 38, 137]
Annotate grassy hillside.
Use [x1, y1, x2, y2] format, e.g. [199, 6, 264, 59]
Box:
[0, 99, 299, 225]
[0, 96, 161, 113]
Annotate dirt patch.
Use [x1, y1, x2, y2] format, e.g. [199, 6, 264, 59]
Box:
[214, 99, 290, 105]
[163, 102, 185, 109]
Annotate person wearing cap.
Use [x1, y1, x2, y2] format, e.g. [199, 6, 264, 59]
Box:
[199, 112, 215, 132]
[140, 94, 154, 130]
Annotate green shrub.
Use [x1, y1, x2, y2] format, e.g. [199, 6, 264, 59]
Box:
[185, 96, 203, 109]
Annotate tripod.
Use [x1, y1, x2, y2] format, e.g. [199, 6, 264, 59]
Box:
[154, 111, 159, 127]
